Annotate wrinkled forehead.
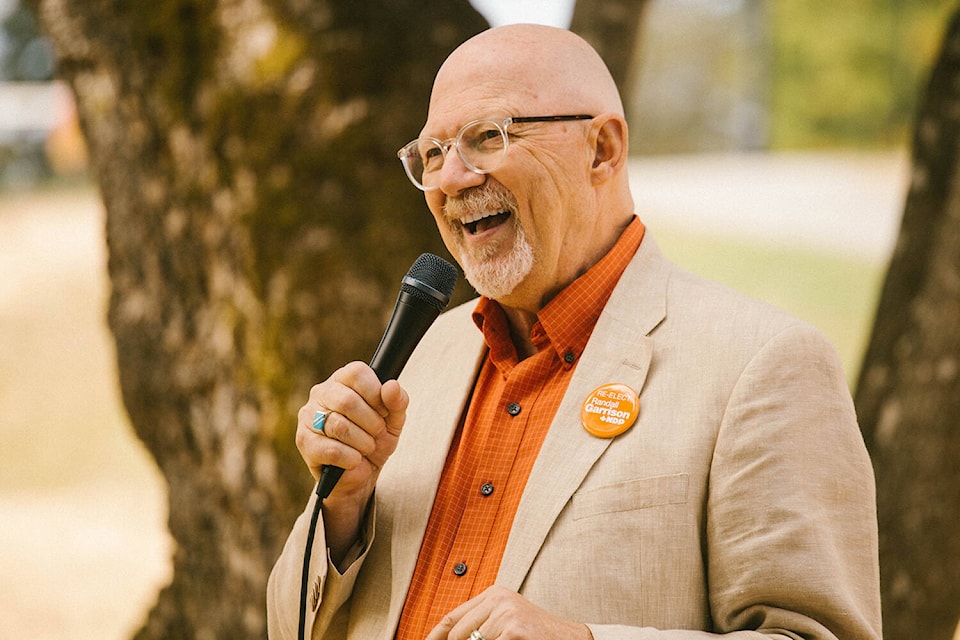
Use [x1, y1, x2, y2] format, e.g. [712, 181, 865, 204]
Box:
[423, 55, 552, 136]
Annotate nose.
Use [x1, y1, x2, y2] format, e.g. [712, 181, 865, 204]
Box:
[436, 146, 486, 196]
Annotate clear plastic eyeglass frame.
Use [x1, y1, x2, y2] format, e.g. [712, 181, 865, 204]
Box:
[397, 114, 593, 191]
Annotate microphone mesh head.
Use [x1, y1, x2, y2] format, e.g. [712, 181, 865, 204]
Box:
[403, 253, 459, 311]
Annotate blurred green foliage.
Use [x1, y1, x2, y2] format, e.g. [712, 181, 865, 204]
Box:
[770, 0, 956, 148]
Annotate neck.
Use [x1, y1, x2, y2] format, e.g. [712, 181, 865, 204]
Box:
[501, 306, 539, 360]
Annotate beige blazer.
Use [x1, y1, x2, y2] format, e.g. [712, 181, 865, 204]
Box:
[268, 236, 882, 640]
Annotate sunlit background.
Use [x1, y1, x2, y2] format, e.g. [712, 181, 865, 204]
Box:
[0, 0, 952, 637]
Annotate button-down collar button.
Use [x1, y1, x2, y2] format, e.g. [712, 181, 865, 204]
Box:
[563, 350, 576, 364]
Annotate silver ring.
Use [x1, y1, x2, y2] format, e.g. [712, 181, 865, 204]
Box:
[469, 631, 485, 640]
[312, 410, 328, 433]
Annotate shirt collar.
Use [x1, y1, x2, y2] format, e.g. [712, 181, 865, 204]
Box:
[472, 215, 645, 373]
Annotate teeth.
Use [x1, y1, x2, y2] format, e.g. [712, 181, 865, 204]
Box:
[461, 210, 499, 225]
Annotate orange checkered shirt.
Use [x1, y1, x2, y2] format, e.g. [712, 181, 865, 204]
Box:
[395, 216, 645, 639]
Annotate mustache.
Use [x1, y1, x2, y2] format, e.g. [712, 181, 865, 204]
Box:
[443, 182, 518, 220]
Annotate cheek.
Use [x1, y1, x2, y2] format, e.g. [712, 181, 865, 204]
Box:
[424, 194, 447, 229]
[509, 163, 569, 215]
[423, 195, 462, 251]
[424, 190, 443, 214]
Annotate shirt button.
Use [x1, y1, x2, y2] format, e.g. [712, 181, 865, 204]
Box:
[453, 562, 468, 576]
[564, 350, 576, 364]
[480, 482, 495, 496]
[507, 402, 521, 416]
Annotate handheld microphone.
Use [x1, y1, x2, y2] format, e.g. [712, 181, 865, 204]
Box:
[315, 253, 458, 500]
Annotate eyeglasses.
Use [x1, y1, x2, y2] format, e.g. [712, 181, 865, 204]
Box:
[397, 114, 594, 191]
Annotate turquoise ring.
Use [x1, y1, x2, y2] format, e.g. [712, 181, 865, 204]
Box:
[312, 410, 328, 433]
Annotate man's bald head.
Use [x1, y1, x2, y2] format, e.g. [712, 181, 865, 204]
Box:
[429, 24, 624, 121]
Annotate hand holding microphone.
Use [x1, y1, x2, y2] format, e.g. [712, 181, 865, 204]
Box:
[294, 253, 458, 502]
[296, 362, 408, 502]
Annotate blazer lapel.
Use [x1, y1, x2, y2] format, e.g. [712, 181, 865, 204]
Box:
[380, 302, 487, 632]
[496, 237, 670, 590]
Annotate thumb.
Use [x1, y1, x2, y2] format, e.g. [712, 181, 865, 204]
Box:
[380, 379, 408, 436]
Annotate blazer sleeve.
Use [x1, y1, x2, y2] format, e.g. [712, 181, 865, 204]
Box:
[266, 491, 377, 640]
[587, 324, 882, 640]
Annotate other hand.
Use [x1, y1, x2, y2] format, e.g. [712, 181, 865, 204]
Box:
[425, 585, 593, 640]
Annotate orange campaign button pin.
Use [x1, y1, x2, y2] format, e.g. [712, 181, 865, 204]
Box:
[580, 383, 640, 438]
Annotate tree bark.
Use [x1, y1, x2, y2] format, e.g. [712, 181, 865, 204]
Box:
[569, 0, 649, 118]
[33, 1, 485, 637]
[854, 8, 960, 640]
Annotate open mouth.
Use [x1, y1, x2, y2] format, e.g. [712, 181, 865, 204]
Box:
[462, 210, 511, 235]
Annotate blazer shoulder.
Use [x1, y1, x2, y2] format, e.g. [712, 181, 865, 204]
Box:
[625, 235, 805, 338]
[657, 250, 806, 332]
[634, 236, 831, 362]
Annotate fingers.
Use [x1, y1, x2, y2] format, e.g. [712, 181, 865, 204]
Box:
[295, 361, 408, 482]
[425, 589, 496, 640]
[425, 586, 593, 640]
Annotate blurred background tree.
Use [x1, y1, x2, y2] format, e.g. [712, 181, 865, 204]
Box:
[570, 0, 649, 122]
[855, 8, 960, 639]
[627, 0, 954, 153]
[771, 0, 953, 148]
[26, 1, 487, 637]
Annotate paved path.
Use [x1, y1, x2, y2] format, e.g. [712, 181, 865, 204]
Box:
[0, 187, 171, 640]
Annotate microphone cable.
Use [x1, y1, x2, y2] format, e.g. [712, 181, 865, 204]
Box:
[298, 484, 325, 640]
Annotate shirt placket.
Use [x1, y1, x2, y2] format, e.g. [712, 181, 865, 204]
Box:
[444, 373, 531, 594]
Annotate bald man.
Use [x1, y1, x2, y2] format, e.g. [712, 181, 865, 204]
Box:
[267, 25, 882, 640]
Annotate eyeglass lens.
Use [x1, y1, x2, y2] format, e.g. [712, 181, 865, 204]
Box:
[406, 120, 508, 189]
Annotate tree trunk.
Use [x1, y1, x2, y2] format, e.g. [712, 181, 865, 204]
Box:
[33, 1, 486, 637]
[854, 8, 960, 640]
[569, 0, 649, 118]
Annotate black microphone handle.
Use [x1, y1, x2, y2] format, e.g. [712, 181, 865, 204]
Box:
[315, 288, 444, 500]
[369, 289, 442, 382]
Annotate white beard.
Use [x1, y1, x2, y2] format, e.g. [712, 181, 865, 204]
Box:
[443, 183, 535, 299]
[460, 217, 535, 299]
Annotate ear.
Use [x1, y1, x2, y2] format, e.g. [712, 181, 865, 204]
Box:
[590, 115, 629, 185]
